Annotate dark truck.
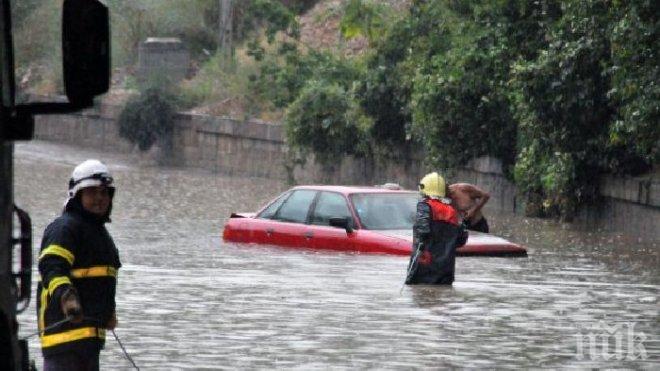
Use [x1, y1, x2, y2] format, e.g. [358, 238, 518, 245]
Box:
[1, 0, 110, 369]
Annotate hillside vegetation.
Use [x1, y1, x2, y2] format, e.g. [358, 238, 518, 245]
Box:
[13, 0, 658, 220]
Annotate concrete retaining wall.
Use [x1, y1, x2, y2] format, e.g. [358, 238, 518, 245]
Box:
[33, 102, 659, 241]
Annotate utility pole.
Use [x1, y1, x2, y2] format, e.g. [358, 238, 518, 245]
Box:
[218, 0, 233, 60]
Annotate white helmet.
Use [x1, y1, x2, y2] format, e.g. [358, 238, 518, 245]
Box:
[68, 159, 114, 198]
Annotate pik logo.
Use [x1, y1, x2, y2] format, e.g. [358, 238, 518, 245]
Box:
[575, 321, 648, 361]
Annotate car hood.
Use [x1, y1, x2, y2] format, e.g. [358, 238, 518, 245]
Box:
[370, 229, 517, 245]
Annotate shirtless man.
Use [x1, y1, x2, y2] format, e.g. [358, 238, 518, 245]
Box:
[447, 183, 491, 233]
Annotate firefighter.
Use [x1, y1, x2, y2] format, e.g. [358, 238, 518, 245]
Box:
[37, 159, 121, 371]
[405, 172, 467, 285]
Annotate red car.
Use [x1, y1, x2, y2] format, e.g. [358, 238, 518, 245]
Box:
[223, 185, 527, 257]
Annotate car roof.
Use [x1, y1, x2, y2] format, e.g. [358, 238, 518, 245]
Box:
[291, 185, 417, 195]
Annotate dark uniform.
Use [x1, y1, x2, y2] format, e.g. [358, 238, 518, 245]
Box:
[37, 196, 121, 367]
[406, 197, 467, 285]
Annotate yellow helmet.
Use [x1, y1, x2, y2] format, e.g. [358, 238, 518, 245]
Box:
[418, 172, 446, 198]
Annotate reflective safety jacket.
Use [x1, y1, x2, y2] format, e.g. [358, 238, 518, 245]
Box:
[406, 197, 467, 285]
[37, 199, 121, 357]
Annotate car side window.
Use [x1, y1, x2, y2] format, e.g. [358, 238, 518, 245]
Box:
[275, 190, 317, 223]
[311, 192, 353, 227]
[257, 192, 290, 219]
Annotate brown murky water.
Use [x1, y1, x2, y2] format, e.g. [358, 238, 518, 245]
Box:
[14, 141, 659, 369]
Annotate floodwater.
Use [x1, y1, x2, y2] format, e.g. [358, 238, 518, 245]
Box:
[14, 140, 659, 370]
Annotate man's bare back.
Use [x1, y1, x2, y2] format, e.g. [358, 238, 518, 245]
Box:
[448, 183, 490, 232]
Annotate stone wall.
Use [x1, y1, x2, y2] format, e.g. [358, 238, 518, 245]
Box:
[582, 176, 660, 240]
[32, 102, 659, 240]
[34, 111, 133, 153]
[175, 113, 286, 178]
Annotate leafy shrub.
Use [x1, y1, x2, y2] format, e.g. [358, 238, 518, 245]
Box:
[118, 85, 178, 151]
[607, 1, 659, 172]
[411, 28, 517, 173]
[356, 13, 416, 150]
[404, 2, 521, 173]
[285, 80, 372, 165]
[251, 48, 362, 109]
[509, 1, 612, 219]
[340, 0, 392, 44]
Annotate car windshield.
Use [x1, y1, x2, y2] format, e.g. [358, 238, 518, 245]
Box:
[351, 193, 420, 230]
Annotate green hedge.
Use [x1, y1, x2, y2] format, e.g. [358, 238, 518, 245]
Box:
[118, 86, 178, 151]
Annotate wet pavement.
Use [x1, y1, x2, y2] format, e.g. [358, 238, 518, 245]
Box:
[14, 140, 659, 369]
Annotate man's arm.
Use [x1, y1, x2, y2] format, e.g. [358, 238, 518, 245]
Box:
[463, 184, 490, 220]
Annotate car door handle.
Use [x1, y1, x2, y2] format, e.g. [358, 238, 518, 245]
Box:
[266, 228, 274, 236]
[304, 231, 314, 239]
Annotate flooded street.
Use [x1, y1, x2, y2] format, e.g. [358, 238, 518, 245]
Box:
[14, 141, 659, 369]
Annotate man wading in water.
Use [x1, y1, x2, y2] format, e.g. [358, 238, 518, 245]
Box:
[448, 183, 490, 233]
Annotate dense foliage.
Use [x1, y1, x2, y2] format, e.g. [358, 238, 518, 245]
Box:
[409, 2, 516, 173]
[285, 80, 372, 165]
[340, 0, 392, 44]
[253, 0, 657, 220]
[118, 84, 179, 152]
[607, 1, 659, 173]
[355, 9, 415, 149]
[510, 1, 613, 218]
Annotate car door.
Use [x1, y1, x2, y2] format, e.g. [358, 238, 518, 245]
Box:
[249, 191, 291, 244]
[307, 191, 356, 252]
[268, 189, 317, 248]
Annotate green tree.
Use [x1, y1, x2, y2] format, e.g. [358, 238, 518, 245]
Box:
[252, 48, 362, 109]
[356, 11, 416, 151]
[285, 80, 372, 166]
[510, 1, 612, 219]
[407, 1, 544, 173]
[607, 1, 659, 173]
[340, 0, 392, 45]
[118, 81, 179, 152]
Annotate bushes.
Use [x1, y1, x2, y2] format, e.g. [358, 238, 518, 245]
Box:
[410, 24, 517, 173]
[118, 85, 178, 151]
[251, 48, 362, 109]
[356, 12, 416, 150]
[507, 0, 658, 219]
[607, 1, 659, 172]
[285, 80, 372, 165]
[509, 1, 612, 218]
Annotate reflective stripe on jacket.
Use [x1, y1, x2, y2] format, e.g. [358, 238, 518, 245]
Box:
[37, 199, 121, 356]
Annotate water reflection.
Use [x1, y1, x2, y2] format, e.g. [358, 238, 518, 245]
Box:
[14, 141, 659, 369]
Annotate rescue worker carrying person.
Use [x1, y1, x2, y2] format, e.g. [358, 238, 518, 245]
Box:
[37, 159, 121, 371]
[405, 172, 467, 285]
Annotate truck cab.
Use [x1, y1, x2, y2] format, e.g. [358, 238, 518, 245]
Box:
[1, 1, 110, 369]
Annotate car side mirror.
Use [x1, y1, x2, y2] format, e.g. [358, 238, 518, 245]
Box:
[329, 217, 353, 234]
[62, 0, 110, 106]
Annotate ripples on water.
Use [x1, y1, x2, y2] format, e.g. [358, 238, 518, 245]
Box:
[14, 141, 659, 369]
